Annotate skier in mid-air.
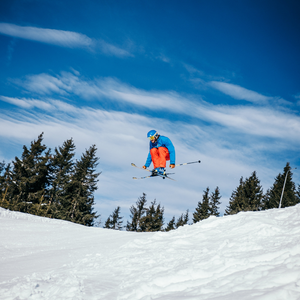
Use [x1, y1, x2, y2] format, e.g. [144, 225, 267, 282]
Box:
[142, 130, 175, 176]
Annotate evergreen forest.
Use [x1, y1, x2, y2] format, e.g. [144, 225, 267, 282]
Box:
[0, 133, 100, 226]
[1, 134, 299, 230]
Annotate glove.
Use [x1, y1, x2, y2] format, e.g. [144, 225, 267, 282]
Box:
[170, 164, 175, 169]
[142, 165, 147, 169]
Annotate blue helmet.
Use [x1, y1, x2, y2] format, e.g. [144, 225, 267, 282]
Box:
[147, 130, 158, 139]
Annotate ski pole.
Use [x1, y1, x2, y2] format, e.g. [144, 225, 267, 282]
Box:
[175, 160, 201, 167]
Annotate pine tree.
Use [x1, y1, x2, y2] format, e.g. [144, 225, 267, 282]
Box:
[296, 185, 300, 203]
[139, 200, 164, 232]
[126, 194, 165, 232]
[193, 187, 211, 223]
[0, 161, 5, 179]
[64, 145, 100, 226]
[0, 161, 8, 207]
[126, 193, 147, 231]
[49, 138, 76, 218]
[104, 216, 112, 229]
[176, 209, 189, 228]
[209, 186, 221, 217]
[5, 133, 51, 215]
[262, 163, 299, 209]
[225, 177, 245, 215]
[0, 135, 101, 225]
[104, 206, 123, 230]
[165, 216, 176, 231]
[165, 209, 189, 231]
[225, 171, 263, 215]
[243, 171, 263, 211]
[0, 163, 12, 209]
[0, 161, 5, 200]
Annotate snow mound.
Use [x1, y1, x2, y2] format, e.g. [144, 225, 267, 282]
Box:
[1, 205, 300, 300]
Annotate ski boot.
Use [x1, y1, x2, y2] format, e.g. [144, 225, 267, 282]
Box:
[153, 167, 166, 176]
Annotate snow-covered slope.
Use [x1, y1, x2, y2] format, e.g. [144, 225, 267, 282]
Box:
[1, 205, 300, 300]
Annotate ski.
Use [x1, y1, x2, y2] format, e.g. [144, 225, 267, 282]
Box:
[131, 163, 175, 176]
[131, 163, 152, 173]
[131, 163, 174, 175]
[133, 175, 153, 180]
[132, 160, 200, 181]
[153, 172, 176, 181]
[133, 173, 175, 181]
[131, 163, 176, 181]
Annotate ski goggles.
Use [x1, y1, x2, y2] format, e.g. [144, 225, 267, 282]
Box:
[148, 134, 158, 141]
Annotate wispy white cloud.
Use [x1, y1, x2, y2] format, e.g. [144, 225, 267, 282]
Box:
[16, 72, 189, 112]
[183, 63, 208, 78]
[157, 53, 171, 63]
[19, 72, 81, 95]
[294, 93, 300, 106]
[198, 104, 300, 141]
[184, 65, 293, 109]
[12, 71, 300, 145]
[0, 23, 132, 57]
[208, 81, 272, 104]
[184, 63, 274, 104]
[182, 63, 231, 85]
[0, 96, 53, 110]
[98, 39, 132, 57]
[6, 38, 16, 65]
[0, 23, 94, 48]
[0, 95, 78, 113]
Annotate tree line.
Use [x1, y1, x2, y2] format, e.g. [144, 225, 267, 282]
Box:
[105, 163, 300, 231]
[104, 187, 222, 232]
[225, 163, 299, 214]
[0, 133, 100, 226]
[1, 135, 299, 230]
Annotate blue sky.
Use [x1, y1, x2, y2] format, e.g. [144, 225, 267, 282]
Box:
[0, 0, 300, 224]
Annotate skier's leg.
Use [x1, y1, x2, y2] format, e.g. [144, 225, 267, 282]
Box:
[158, 147, 170, 168]
[150, 148, 160, 169]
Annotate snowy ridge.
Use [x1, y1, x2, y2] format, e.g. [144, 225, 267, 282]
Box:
[1, 206, 300, 300]
[0, 208, 76, 225]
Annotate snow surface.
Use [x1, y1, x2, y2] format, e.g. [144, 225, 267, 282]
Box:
[1, 206, 300, 300]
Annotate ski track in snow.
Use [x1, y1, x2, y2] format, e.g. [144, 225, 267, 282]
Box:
[1, 206, 300, 300]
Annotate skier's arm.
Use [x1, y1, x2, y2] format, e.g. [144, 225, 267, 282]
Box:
[144, 151, 152, 168]
[162, 136, 175, 165]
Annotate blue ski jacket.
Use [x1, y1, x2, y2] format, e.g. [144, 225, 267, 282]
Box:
[145, 135, 175, 168]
